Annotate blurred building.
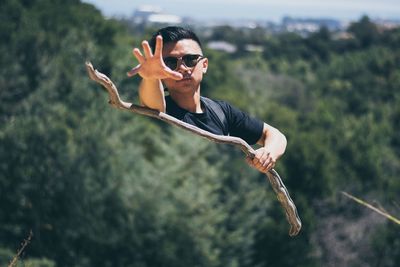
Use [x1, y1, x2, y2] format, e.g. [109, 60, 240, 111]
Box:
[207, 41, 237, 53]
[132, 5, 182, 25]
[281, 16, 345, 35]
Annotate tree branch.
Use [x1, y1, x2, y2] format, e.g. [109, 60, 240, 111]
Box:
[85, 61, 302, 236]
[8, 230, 32, 267]
[342, 191, 400, 225]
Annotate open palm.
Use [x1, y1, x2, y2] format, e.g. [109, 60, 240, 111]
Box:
[127, 35, 182, 81]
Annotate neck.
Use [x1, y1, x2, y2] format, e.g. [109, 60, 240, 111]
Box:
[170, 89, 202, 113]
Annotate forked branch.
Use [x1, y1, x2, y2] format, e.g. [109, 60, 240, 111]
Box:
[85, 62, 302, 236]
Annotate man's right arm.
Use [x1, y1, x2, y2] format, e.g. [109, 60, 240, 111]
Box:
[139, 78, 166, 112]
[129, 35, 182, 112]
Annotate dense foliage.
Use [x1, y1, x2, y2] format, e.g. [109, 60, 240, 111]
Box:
[1, 1, 399, 266]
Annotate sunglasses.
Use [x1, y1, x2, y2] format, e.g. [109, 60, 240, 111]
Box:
[163, 54, 205, 70]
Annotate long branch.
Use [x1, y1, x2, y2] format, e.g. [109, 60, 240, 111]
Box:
[85, 61, 302, 236]
[8, 230, 32, 267]
[342, 191, 400, 225]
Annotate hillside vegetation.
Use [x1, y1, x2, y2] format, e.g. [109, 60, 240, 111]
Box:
[1, 1, 399, 266]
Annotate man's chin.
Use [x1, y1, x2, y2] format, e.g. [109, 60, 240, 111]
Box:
[169, 84, 198, 94]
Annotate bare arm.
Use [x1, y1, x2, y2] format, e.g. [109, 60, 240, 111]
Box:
[128, 35, 182, 112]
[138, 78, 166, 112]
[258, 123, 287, 157]
[247, 123, 287, 173]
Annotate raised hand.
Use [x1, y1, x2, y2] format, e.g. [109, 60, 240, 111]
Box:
[127, 35, 183, 80]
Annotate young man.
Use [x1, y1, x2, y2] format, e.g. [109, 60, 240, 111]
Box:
[128, 26, 286, 173]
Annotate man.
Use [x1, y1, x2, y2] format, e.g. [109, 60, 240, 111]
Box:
[128, 26, 286, 173]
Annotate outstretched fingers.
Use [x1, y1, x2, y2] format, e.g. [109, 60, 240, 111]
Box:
[154, 35, 182, 80]
[128, 35, 183, 80]
[154, 35, 163, 57]
[142, 40, 153, 58]
[133, 48, 145, 64]
[127, 48, 145, 77]
[127, 64, 141, 77]
[164, 68, 183, 80]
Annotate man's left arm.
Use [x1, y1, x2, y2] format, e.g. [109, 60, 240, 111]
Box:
[246, 123, 287, 173]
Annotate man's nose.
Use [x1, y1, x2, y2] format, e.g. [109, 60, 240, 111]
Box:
[176, 59, 190, 71]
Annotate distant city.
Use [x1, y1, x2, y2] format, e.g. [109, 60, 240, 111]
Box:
[128, 5, 400, 35]
[119, 5, 400, 54]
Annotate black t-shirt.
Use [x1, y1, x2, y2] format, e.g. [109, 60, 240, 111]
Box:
[165, 96, 264, 145]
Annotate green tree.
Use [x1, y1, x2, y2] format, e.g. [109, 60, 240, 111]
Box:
[348, 15, 380, 48]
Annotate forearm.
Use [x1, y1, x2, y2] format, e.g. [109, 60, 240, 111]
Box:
[138, 78, 166, 112]
[259, 123, 287, 159]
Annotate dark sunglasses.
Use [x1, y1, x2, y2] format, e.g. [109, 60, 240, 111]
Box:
[163, 54, 205, 70]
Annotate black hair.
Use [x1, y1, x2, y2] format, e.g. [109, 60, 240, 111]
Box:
[149, 26, 202, 53]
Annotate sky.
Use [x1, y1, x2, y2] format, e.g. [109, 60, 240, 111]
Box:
[82, 0, 400, 22]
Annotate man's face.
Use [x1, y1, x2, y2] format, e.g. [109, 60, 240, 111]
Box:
[161, 39, 208, 95]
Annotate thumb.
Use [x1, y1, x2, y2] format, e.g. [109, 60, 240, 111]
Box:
[127, 65, 141, 77]
[165, 69, 183, 80]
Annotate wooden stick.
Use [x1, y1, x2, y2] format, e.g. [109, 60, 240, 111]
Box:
[342, 191, 400, 225]
[8, 230, 33, 267]
[85, 62, 302, 236]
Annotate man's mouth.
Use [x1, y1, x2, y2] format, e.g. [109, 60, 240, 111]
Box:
[178, 74, 192, 81]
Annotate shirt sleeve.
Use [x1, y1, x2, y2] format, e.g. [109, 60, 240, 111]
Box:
[219, 101, 264, 145]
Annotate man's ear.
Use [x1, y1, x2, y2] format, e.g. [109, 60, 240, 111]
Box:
[202, 58, 208, 74]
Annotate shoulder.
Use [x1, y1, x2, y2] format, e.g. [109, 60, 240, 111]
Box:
[201, 97, 232, 112]
[201, 97, 250, 122]
[201, 96, 264, 144]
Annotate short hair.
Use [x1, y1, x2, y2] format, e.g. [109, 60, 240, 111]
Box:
[149, 26, 203, 53]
